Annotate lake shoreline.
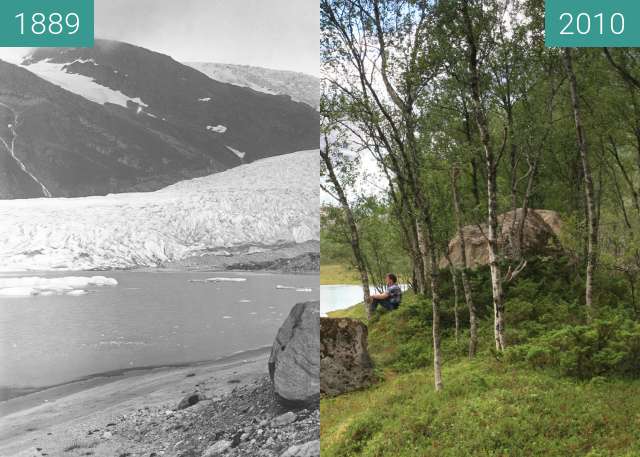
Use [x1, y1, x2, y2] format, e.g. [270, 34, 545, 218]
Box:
[0, 348, 275, 456]
[0, 345, 272, 405]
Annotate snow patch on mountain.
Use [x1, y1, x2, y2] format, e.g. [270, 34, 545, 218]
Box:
[0, 150, 319, 272]
[21, 59, 148, 108]
[226, 146, 246, 159]
[207, 125, 227, 133]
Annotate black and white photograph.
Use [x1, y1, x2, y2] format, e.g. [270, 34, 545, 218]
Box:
[0, 1, 320, 456]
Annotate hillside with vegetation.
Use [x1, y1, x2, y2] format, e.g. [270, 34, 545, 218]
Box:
[320, 0, 640, 455]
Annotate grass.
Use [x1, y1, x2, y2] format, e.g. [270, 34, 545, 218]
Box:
[320, 263, 362, 285]
[321, 258, 640, 456]
[321, 359, 640, 456]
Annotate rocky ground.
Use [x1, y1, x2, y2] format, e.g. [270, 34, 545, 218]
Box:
[166, 242, 319, 274]
[1, 355, 318, 457]
[113, 376, 319, 457]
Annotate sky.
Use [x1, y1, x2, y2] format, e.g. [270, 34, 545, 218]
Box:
[0, 0, 319, 76]
[96, 0, 319, 75]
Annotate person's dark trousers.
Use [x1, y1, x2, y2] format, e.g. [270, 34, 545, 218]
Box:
[371, 298, 396, 312]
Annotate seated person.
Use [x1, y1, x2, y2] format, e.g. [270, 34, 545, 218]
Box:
[368, 273, 402, 311]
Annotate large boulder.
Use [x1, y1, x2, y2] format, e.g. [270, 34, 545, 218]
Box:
[320, 317, 374, 396]
[440, 209, 561, 269]
[269, 301, 320, 406]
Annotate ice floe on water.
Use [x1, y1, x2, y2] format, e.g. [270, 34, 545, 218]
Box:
[276, 285, 313, 292]
[189, 277, 247, 283]
[0, 276, 117, 298]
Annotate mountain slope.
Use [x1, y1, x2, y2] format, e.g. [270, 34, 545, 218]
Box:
[0, 40, 319, 199]
[186, 62, 319, 109]
[0, 150, 319, 272]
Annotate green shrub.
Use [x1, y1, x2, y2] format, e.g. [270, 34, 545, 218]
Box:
[513, 317, 640, 378]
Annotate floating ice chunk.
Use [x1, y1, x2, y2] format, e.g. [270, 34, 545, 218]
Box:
[199, 97, 212, 102]
[190, 277, 246, 283]
[0, 287, 37, 297]
[67, 290, 87, 296]
[276, 285, 313, 292]
[222, 316, 233, 319]
[0, 276, 117, 298]
[206, 125, 227, 133]
[206, 277, 246, 283]
[238, 299, 252, 303]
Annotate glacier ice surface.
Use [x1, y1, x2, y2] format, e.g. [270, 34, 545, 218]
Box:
[0, 150, 319, 272]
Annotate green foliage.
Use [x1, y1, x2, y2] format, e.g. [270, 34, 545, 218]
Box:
[321, 361, 640, 457]
[511, 318, 640, 379]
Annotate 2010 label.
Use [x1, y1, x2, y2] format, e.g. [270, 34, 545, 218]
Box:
[559, 12, 625, 36]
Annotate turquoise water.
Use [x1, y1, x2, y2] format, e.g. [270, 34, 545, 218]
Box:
[320, 284, 410, 316]
[0, 270, 317, 390]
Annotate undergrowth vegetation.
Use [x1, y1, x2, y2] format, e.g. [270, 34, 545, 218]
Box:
[322, 257, 640, 456]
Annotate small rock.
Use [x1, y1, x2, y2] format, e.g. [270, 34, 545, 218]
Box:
[102, 431, 112, 439]
[280, 440, 320, 457]
[202, 440, 232, 456]
[177, 392, 204, 410]
[271, 411, 296, 427]
[231, 431, 242, 447]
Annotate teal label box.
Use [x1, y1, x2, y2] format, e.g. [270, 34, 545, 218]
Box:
[546, 0, 639, 47]
[0, 0, 94, 47]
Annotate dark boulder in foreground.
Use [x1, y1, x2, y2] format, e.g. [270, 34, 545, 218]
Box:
[320, 317, 374, 396]
[269, 301, 320, 406]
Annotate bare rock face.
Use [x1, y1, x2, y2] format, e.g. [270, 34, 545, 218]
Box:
[320, 317, 374, 396]
[269, 301, 320, 407]
[441, 209, 562, 269]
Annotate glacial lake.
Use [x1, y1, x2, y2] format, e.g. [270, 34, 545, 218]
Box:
[0, 270, 318, 392]
[320, 284, 410, 316]
[320, 284, 369, 316]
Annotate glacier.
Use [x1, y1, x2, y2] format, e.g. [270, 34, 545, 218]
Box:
[0, 150, 319, 272]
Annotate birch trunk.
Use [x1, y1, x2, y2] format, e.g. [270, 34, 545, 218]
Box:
[462, 2, 506, 351]
[423, 222, 443, 391]
[320, 148, 372, 319]
[451, 167, 479, 356]
[562, 48, 599, 316]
